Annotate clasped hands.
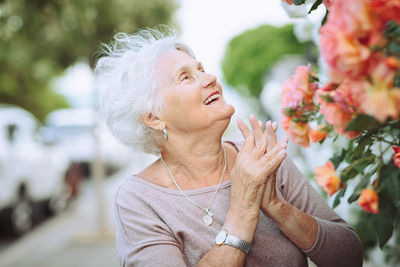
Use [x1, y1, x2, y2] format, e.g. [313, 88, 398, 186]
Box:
[230, 114, 288, 218]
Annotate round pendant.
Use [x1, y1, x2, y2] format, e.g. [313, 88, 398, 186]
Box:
[202, 214, 213, 226]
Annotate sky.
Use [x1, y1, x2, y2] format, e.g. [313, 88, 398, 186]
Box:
[175, 0, 293, 78]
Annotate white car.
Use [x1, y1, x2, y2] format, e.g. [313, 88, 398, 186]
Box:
[0, 104, 70, 236]
[43, 107, 131, 178]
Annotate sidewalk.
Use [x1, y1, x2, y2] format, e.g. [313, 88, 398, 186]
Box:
[0, 157, 152, 267]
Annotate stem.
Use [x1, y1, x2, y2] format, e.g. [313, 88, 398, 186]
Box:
[341, 155, 375, 178]
[375, 136, 400, 146]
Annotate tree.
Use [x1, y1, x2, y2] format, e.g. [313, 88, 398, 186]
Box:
[221, 24, 309, 99]
[0, 0, 178, 120]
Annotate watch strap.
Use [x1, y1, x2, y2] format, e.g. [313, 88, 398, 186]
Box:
[225, 233, 251, 254]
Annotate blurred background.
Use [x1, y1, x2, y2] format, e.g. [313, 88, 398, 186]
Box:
[0, 0, 391, 266]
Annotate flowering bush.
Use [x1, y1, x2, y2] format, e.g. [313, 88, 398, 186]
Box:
[280, 0, 400, 248]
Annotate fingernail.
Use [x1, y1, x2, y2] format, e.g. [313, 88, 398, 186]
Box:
[250, 114, 255, 119]
[272, 122, 277, 129]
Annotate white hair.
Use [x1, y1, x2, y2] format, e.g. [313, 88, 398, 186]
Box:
[95, 26, 195, 155]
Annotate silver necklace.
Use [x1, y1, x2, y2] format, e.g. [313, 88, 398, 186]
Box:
[160, 145, 227, 226]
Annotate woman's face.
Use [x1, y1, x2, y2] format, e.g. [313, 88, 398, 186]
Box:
[155, 49, 235, 134]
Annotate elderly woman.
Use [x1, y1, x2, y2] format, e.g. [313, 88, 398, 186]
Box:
[96, 28, 363, 266]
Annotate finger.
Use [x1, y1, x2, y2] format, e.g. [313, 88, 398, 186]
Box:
[237, 117, 251, 139]
[240, 132, 255, 154]
[249, 115, 264, 147]
[262, 147, 287, 177]
[272, 121, 278, 132]
[263, 138, 288, 161]
[266, 121, 277, 151]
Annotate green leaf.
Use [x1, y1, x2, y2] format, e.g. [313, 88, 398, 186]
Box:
[353, 134, 373, 158]
[380, 164, 400, 206]
[333, 186, 346, 208]
[319, 94, 334, 103]
[371, 195, 397, 248]
[321, 10, 329, 26]
[394, 71, 400, 87]
[346, 114, 381, 131]
[340, 166, 358, 182]
[389, 42, 400, 55]
[308, 0, 322, 14]
[294, 0, 306, 5]
[348, 176, 371, 204]
[354, 157, 375, 173]
[330, 149, 346, 169]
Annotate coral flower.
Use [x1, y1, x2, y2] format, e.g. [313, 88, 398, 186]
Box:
[280, 65, 317, 115]
[315, 161, 343, 196]
[285, 120, 311, 148]
[371, 0, 400, 24]
[358, 188, 379, 214]
[310, 126, 328, 143]
[393, 147, 400, 169]
[328, 0, 376, 36]
[363, 55, 400, 122]
[320, 25, 371, 80]
[322, 0, 333, 10]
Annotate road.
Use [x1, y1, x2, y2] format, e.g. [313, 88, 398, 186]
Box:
[0, 152, 156, 267]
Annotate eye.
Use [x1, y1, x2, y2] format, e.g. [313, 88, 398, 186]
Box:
[180, 73, 190, 82]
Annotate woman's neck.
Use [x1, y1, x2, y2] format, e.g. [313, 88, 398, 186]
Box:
[160, 131, 228, 188]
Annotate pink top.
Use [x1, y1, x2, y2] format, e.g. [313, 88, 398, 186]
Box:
[114, 141, 363, 266]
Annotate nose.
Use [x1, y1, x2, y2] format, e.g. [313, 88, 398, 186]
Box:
[201, 73, 217, 88]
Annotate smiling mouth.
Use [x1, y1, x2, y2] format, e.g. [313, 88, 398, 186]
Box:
[204, 92, 220, 105]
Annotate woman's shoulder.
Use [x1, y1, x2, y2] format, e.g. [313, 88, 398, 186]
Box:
[136, 159, 175, 189]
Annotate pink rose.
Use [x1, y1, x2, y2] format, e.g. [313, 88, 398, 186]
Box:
[371, 0, 400, 24]
[328, 0, 376, 37]
[363, 54, 400, 122]
[322, 0, 334, 10]
[317, 87, 361, 138]
[337, 79, 368, 114]
[393, 147, 400, 169]
[280, 65, 317, 116]
[320, 24, 371, 80]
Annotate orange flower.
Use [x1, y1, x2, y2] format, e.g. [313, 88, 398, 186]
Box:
[286, 120, 311, 148]
[315, 161, 344, 196]
[393, 147, 400, 169]
[358, 188, 379, 214]
[310, 126, 328, 143]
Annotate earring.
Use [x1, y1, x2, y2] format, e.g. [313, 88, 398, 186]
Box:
[162, 128, 168, 141]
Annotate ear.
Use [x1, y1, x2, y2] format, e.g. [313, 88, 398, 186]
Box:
[140, 112, 164, 131]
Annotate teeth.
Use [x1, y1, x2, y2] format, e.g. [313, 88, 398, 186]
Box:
[204, 93, 220, 105]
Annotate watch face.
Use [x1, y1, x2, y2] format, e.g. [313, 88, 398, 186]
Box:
[215, 230, 228, 245]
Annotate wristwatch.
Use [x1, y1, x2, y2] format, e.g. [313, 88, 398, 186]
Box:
[215, 230, 251, 254]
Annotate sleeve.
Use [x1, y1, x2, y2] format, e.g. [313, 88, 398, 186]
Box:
[276, 157, 363, 267]
[114, 183, 187, 267]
